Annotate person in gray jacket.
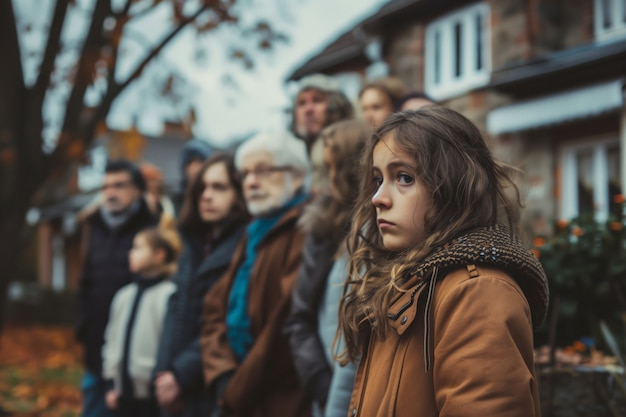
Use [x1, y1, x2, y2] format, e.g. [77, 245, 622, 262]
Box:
[285, 119, 370, 417]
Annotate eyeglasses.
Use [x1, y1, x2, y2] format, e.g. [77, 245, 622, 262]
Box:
[236, 166, 291, 181]
[101, 181, 133, 191]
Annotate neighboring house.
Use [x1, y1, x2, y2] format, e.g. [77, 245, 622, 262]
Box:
[34, 121, 193, 292]
[289, 0, 626, 239]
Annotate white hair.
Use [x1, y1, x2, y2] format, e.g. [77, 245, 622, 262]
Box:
[235, 131, 311, 175]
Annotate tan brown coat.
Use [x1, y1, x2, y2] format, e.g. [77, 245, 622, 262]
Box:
[200, 203, 311, 417]
[349, 265, 541, 417]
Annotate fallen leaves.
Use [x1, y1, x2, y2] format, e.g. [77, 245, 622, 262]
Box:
[0, 324, 82, 417]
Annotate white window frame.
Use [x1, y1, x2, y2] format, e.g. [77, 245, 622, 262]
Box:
[424, 2, 491, 101]
[560, 137, 621, 222]
[594, 0, 626, 41]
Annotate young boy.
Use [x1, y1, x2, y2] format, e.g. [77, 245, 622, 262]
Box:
[102, 227, 180, 417]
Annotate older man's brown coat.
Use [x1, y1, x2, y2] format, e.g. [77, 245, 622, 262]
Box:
[200, 203, 311, 417]
[348, 265, 542, 417]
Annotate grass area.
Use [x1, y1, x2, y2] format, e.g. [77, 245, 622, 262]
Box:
[0, 325, 82, 417]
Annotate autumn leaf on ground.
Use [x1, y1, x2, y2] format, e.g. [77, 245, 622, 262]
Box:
[0, 325, 82, 417]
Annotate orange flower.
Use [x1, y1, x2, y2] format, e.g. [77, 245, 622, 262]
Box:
[572, 227, 584, 237]
[533, 237, 546, 247]
[614, 194, 625, 204]
[530, 248, 540, 259]
[556, 219, 569, 230]
[610, 221, 623, 231]
[572, 340, 586, 352]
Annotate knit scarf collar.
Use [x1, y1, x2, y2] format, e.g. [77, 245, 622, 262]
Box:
[414, 224, 549, 328]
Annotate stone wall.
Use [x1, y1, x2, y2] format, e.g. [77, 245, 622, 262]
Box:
[490, 0, 533, 69]
[384, 22, 425, 91]
[489, 0, 594, 70]
[531, 0, 593, 56]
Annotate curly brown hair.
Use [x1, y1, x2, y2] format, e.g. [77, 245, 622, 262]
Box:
[336, 106, 523, 364]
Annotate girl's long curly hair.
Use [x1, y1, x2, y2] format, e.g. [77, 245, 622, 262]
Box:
[336, 105, 523, 364]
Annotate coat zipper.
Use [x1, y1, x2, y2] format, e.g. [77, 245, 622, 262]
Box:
[423, 267, 438, 372]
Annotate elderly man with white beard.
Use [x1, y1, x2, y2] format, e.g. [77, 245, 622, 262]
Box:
[200, 131, 312, 417]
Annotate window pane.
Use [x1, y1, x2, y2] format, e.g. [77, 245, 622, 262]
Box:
[607, 144, 622, 216]
[434, 30, 441, 85]
[577, 150, 595, 217]
[476, 13, 483, 71]
[623, 0, 626, 22]
[603, 0, 612, 29]
[454, 22, 462, 78]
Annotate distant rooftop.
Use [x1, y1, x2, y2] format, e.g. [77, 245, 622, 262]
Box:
[288, 0, 472, 80]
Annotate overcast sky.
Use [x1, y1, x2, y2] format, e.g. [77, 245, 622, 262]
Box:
[105, 0, 388, 146]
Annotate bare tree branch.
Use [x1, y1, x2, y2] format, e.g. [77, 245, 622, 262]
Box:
[120, 0, 133, 17]
[49, 3, 212, 172]
[114, 5, 210, 95]
[34, 0, 71, 96]
[60, 0, 110, 135]
[82, 4, 212, 146]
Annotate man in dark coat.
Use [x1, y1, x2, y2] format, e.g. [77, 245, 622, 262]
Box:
[77, 160, 159, 417]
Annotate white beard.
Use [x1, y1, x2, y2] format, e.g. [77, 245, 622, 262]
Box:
[246, 174, 295, 217]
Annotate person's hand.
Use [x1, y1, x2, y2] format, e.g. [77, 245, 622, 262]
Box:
[105, 390, 119, 410]
[155, 371, 182, 408]
[164, 397, 185, 413]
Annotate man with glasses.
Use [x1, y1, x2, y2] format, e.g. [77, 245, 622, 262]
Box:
[77, 160, 159, 417]
[201, 131, 312, 417]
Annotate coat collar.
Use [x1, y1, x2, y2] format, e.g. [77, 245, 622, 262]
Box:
[255, 197, 309, 248]
[193, 224, 246, 279]
[411, 224, 549, 329]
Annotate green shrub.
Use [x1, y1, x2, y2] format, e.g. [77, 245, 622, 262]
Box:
[532, 195, 626, 347]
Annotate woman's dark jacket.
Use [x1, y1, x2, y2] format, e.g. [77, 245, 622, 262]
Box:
[284, 234, 338, 406]
[154, 224, 245, 417]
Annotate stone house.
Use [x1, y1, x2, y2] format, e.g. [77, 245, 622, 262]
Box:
[289, 0, 626, 239]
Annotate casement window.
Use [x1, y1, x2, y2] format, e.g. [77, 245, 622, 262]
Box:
[560, 138, 622, 222]
[424, 3, 490, 100]
[594, 0, 626, 40]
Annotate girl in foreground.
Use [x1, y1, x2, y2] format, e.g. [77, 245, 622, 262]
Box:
[337, 106, 549, 417]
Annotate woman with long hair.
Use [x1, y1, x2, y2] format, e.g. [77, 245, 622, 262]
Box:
[153, 153, 249, 417]
[285, 119, 370, 417]
[337, 106, 548, 416]
[358, 77, 407, 129]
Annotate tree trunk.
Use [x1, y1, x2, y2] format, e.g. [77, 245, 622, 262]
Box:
[0, 192, 30, 335]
